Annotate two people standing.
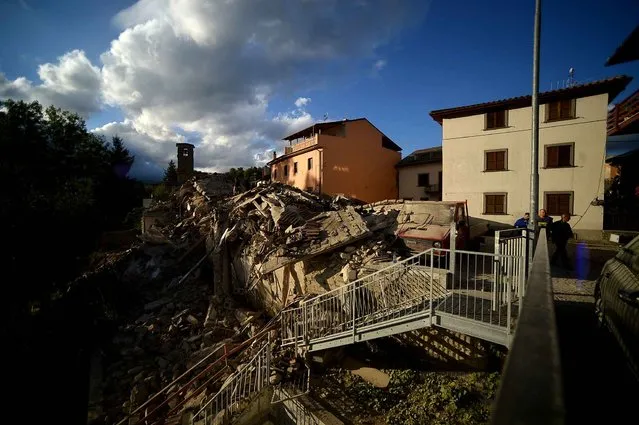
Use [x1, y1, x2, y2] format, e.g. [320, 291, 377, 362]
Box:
[513, 209, 553, 229]
[513, 209, 573, 269]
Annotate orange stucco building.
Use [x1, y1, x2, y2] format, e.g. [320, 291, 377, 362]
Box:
[268, 118, 402, 203]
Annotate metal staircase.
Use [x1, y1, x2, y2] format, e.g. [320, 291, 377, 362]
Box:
[282, 243, 527, 352]
[179, 230, 529, 425]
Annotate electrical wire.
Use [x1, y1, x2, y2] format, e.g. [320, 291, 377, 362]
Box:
[569, 150, 606, 229]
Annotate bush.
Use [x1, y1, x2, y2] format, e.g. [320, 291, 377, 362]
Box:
[386, 372, 500, 425]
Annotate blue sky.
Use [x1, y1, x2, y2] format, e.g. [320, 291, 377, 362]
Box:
[1, 0, 638, 180]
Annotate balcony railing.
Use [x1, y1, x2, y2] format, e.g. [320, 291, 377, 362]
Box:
[288, 135, 318, 154]
[607, 88, 639, 136]
[423, 184, 441, 193]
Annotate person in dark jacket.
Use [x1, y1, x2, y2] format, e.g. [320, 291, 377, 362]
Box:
[551, 213, 573, 269]
[537, 209, 553, 229]
[514, 213, 530, 228]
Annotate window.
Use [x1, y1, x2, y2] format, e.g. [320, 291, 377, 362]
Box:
[545, 144, 573, 168]
[284, 165, 288, 176]
[545, 192, 573, 216]
[485, 110, 507, 129]
[308, 157, 313, 170]
[485, 150, 507, 171]
[273, 169, 278, 179]
[484, 193, 507, 214]
[182, 148, 190, 157]
[546, 99, 575, 121]
[417, 173, 430, 187]
[293, 162, 298, 175]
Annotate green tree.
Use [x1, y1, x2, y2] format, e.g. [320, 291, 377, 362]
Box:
[164, 160, 178, 185]
[109, 135, 135, 176]
[0, 99, 144, 317]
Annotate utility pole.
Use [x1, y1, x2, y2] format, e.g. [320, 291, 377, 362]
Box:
[528, 0, 541, 266]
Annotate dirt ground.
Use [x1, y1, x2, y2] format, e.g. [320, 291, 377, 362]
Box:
[551, 241, 639, 424]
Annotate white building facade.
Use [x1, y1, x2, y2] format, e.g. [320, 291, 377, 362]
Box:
[397, 147, 443, 201]
[430, 77, 631, 239]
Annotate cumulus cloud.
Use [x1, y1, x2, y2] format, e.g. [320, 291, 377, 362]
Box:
[294, 97, 311, 108]
[3, 0, 428, 177]
[0, 50, 101, 116]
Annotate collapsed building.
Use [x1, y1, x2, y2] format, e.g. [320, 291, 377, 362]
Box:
[88, 173, 487, 425]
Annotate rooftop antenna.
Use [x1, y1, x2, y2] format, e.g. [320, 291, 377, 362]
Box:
[568, 67, 575, 87]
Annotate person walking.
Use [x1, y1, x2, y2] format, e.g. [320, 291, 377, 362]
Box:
[551, 213, 573, 269]
[514, 213, 530, 228]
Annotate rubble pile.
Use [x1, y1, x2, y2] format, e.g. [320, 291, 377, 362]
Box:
[90, 175, 431, 425]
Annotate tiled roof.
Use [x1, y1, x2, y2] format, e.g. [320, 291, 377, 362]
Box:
[282, 118, 402, 152]
[429, 76, 632, 124]
[396, 146, 442, 167]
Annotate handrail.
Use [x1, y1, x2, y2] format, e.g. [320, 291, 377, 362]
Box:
[297, 248, 522, 306]
[490, 229, 564, 425]
[121, 323, 278, 425]
[192, 334, 271, 424]
[115, 342, 230, 425]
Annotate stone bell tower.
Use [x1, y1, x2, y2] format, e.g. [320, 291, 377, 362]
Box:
[176, 143, 195, 183]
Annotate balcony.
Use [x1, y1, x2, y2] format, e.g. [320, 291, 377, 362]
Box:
[287, 134, 318, 154]
[608, 89, 639, 136]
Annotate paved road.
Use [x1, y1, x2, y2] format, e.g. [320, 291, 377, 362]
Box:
[552, 242, 639, 424]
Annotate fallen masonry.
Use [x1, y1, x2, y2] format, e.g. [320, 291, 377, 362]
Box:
[87, 173, 488, 425]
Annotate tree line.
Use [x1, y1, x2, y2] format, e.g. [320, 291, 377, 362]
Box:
[0, 99, 145, 320]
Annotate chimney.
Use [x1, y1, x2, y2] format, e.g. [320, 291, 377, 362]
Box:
[272, 151, 277, 160]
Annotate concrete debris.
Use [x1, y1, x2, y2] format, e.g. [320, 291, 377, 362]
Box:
[89, 174, 424, 425]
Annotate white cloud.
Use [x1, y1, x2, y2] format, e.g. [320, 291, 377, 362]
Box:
[0, 50, 101, 117]
[294, 97, 311, 108]
[373, 59, 387, 71]
[2, 0, 428, 177]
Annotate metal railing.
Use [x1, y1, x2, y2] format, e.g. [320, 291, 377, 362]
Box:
[282, 247, 526, 351]
[491, 228, 565, 425]
[281, 249, 448, 349]
[495, 228, 530, 301]
[434, 249, 524, 338]
[607, 88, 639, 135]
[192, 337, 271, 425]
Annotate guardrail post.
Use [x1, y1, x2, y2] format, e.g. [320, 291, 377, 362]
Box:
[493, 230, 500, 311]
[352, 286, 356, 344]
[430, 249, 434, 325]
[449, 216, 456, 274]
[302, 303, 308, 346]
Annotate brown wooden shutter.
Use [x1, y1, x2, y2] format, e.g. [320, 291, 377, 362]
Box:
[495, 111, 506, 128]
[547, 102, 558, 121]
[547, 146, 559, 168]
[495, 151, 505, 170]
[559, 99, 570, 119]
[558, 145, 572, 166]
[486, 152, 496, 170]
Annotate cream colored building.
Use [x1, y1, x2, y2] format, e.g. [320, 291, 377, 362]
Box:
[430, 76, 631, 239]
[397, 146, 442, 201]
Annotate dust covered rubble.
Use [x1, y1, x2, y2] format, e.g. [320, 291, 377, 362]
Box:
[91, 174, 435, 425]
